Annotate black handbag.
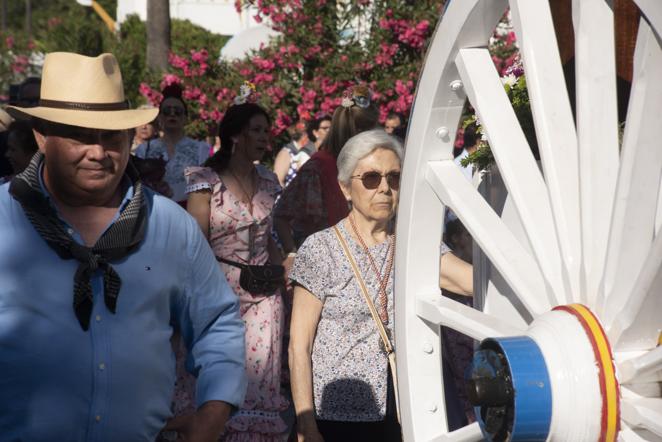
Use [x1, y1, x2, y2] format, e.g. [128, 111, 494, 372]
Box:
[216, 256, 284, 295]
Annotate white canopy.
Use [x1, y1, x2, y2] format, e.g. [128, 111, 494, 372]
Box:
[219, 25, 280, 61]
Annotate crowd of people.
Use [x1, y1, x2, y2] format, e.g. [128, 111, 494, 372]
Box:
[0, 52, 474, 442]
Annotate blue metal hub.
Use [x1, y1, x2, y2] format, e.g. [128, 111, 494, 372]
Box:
[466, 336, 552, 441]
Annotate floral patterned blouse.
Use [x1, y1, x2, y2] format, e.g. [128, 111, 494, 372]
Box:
[289, 220, 451, 422]
[135, 136, 209, 203]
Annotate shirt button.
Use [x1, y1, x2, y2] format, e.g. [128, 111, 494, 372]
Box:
[66, 228, 74, 235]
[99, 363, 105, 370]
[95, 415, 101, 422]
[95, 315, 102, 322]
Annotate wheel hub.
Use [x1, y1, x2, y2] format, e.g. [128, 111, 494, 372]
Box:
[467, 304, 620, 441]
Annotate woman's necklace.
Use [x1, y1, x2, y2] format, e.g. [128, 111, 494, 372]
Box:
[229, 168, 256, 214]
[348, 214, 395, 324]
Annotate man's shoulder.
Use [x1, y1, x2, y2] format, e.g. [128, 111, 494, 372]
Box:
[147, 188, 189, 221]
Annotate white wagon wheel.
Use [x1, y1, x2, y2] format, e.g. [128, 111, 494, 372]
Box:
[395, 1, 662, 441]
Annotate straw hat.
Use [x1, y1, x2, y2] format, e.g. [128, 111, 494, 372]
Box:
[7, 52, 158, 130]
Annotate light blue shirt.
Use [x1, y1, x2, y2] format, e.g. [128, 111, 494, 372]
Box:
[0, 178, 247, 441]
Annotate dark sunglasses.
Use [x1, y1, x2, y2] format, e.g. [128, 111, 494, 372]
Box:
[351, 171, 401, 190]
[161, 106, 185, 117]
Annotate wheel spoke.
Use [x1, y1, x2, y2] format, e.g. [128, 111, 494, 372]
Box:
[598, 20, 662, 326]
[455, 48, 568, 305]
[509, 0, 582, 301]
[618, 422, 651, 442]
[573, 0, 620, 306]
[429, 422, 484, 442]
[395, 2, 510, 439]
[633, 0, 662, 42]
[618, 347, 662, 383]
[621, 397, 662, 437]
[426, 160, 552, 316]
[610, 231, 662, 351]
[417, 295, 524, 341]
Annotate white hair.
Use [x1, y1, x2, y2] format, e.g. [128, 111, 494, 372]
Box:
[337, 129, 404, 185]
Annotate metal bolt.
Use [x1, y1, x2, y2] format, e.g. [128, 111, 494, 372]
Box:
[450, 80, 463, 91]
[422, 341, 434, 354]
[428, 403, 438, 413]
[435, 127, 449, 139]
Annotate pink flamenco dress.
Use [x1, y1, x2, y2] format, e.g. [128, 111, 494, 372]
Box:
[185, 165, 290, 442]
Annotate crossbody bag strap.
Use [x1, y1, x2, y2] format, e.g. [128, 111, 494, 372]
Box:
[215, 256, 246, 269]
[332, 225, 394, 355]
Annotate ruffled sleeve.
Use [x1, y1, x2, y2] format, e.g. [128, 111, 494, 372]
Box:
[185, 166, 220, 194]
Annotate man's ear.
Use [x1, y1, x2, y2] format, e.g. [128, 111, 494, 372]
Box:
[32, 128, 47, 153]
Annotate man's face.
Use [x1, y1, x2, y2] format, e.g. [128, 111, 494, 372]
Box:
[36, 123, 130, 200]
[384, 117, 401, 134]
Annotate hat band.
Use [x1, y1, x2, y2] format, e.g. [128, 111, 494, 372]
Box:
[39, 99, 129, 111]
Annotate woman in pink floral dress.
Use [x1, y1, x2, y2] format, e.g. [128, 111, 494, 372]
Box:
[186, 102, 289, 441]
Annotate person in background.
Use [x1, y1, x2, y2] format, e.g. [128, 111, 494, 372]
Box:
[454, 123, 479, 182]
[0, 109, 14, 179]
[3, 120, 39, 179]
[134, 84, 209, 205]
[131, 105, 159, 153]
[307, 115, 332, 152]
[16, 77, 41, 108]
[288, 130, 472, 442]
[1, 51, 246, 442]
[273, 120, 314, 188]
[383, 112, 402, 136]
[274, 85, 380, 273]
[186, 90, 289, 441]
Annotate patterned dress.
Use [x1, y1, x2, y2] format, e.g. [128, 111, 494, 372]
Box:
[135, 136, 209, 203]
[280, 141, 315, 188]
[185, 165, 289, 442]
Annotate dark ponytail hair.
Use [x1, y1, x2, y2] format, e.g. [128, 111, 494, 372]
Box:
[321, 101, 379, 159]
[204, 103, 271, 172]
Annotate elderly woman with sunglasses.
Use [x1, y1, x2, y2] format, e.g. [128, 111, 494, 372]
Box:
[134, 85, 209, 205]
[288, 130, 472, 442]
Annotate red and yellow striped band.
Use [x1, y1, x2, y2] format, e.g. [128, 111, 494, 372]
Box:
[553, 304, 620, 442]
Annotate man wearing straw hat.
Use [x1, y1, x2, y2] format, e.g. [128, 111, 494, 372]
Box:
[0, 52, 246, 441]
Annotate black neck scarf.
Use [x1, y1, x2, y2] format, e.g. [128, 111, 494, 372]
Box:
[9, 153, 147, 331]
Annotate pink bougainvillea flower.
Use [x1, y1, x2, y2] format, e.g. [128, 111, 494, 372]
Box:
[160, 73, 182, 90]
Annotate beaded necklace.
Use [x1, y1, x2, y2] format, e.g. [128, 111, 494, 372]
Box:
[348, 214, 395, 324]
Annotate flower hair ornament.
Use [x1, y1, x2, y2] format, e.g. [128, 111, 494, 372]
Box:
[341, 85, 372, 109]
[233, 81, 257, 105]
